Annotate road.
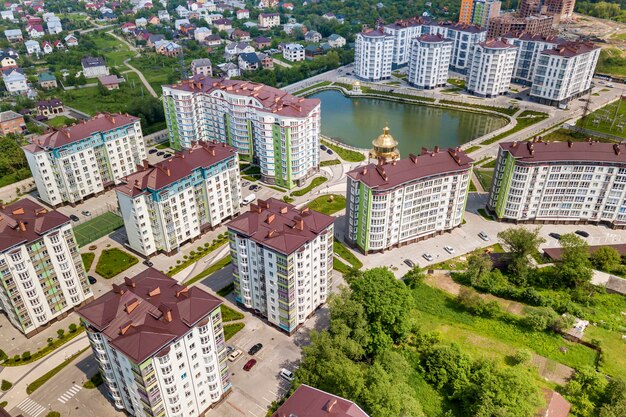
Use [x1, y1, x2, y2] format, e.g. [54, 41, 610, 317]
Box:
[121, 58, 158, 98]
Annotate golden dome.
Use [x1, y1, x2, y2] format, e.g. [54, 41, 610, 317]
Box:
[369, 125, 400, 161]
[353, 80, 361, 86]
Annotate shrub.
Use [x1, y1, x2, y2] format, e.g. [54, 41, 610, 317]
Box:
[523, 308, 555, 331]
[1, 379, 12, 391]
[12, 354, 19, 362]
[22, 351, 31, 361]
[457, 287, 501, 317]
[57, 329, 65, 339]
[0, 349, 6, 361]
[69, 323, 77, 333]
[47, 337, 54, 346]
[46, 412, 61, 417]
[512, 349, 533, 365]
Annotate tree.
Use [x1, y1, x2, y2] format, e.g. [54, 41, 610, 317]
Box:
[465, 250, 493, 284]
[590, 246, 621, 272]
[497, 227, 545, 284]
[57, 329, 65, 339]
[563, 367, 608, 417]
[522, 308, 555, 331]
[421, 343, 472, 391]
[599, 378, 626, 417]
[69, 323, 78, 333]
[21, 351, 31, 361]
[457, 287, 500, 318]
[556, 234, 592, 288]
[403, 266, 425, 289]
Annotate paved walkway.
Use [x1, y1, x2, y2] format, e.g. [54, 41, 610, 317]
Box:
[0, 178, 35, 204]
[122, 58, 158, 98]
[272, 58, 292, 68]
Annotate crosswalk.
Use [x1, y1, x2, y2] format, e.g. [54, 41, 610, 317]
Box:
[58, 384, 82, 404]
[16, 397, 46, 417]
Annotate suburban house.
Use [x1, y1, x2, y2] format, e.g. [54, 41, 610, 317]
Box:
[41, 41, 53, 54]
[224, 42, 255, 60]
[283, 43, 305, 61]
[121, 22, 137, 33]
[213, 18, 232, 31]
[2, 69, 28, 94]
[81, 57, 109, 78]
[204, 34, 223, 46]
[98, 74, 124, 90]
[238, 52, 261, 71]
[36, 99, 64, 117]
[0, 56, 17, 69]
[154, 39, 182, 56]
[26, 24, 45, 38]
[258, 53, 273, 69]
[259, 13, 280, 29]
[194, 26, 212, 42]
[25, 40, 41, 55]
[53, 40, 65, 50]
[135, 17, 148, 27]
[37, 72, 57, 89]
[146, 34, 165, 47]
[0, 110, 25, 135]
[4, 28, 23, 42]
[64, 34, 79, 47]
[236, 9, 249, 19]
[304, 30, 322, 43]
[253, 35, 271, 49]
[190, 58, 212, 76]
[217, 62, 240, 78]
[230, 29, 250, 41]
[328, 33, 346, 48]
[158, 9, 170, 21]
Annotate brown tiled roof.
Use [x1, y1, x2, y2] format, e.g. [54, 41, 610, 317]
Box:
[417, 33, 451, 43]
[480, 39, 517, 49]
[360, 29, 387, 37]
[23, 113, 138, 151]
[77, 268, 222, 364]
[272, 385, 369, 417]
[166, 77, 320, 118]
[227, 198, 335, 255]
[384, 16, 431, 29]
[541, 41, 598, 57]
[347, 148, 473, 190]
[116, 141, 236, 196]
[538, 389, 570, 417]
[0, 198, 69, 252]
[500, 141, 626, 164]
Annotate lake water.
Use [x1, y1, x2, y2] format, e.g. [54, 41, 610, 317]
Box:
[309, 90, 508, 155]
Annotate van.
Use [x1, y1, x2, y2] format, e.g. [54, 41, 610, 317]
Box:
[279, 368, 294, 382]
[242, 194, 256, 205]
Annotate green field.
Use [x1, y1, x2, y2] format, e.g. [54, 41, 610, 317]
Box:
[91, 32, 136, 68]
[596, 48, 626, 78]
[46, 116, 77, 128]
[475, 169, 494, 191]
[128, 55, 178, 94]
[95, 248, 138, 279]
[578, 98, 626, 139]
[307, 194, 346, 215]
[73, 212, 124, 247]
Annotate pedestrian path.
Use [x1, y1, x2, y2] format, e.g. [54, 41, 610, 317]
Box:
[58, 384, 82, 403]
[15, 397, 46, 417]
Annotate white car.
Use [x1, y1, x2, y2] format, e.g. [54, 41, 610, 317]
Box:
[228, 349, 242, 362]
[422, 253, 434, 262]
[280, 368, 294, 382]
[478, 231, 490, 241]
[444, 246, 454, 254]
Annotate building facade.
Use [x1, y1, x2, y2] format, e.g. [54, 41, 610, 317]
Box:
[227, 198, 334, 334]
[345, 148, 473, 253]
[502, 33, 566, 85]
[162, 78, 320, 189]
[487, 14, 554, 39]
[382, 18, 426, 67]
[116, 142, 241, 257]
[0, 110, 25, 134]
[407, 34, 453, 89]
[488, 141, 626, 227]
[0, 199, 93, 336]
[427, 22, 487, 73]
[470, 0, 502, 27]
[77, 269, 230, 417]
[354, 29, 394, 81]
[23, 113, 147, 206]
[529, 41, 600, 108]
[467, 39, 517, 98]
[282, 43, 305, 62]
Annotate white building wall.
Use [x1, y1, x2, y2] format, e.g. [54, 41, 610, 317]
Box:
[382, 24, 423, 67]
[407, 39, 453, 89]
[354, 32, 394, 81]
[467, 44, 517, 97]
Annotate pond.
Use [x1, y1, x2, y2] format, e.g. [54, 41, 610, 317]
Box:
[309, 90, 508, 155]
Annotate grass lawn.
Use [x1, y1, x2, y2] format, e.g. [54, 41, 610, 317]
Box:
[475, 169, 494, 191]
[321, 140, 365, 162]
[129, 55, 178, 94]
[46, 115, 77, 128]
[411, 284, 597, 371]
[92, 32, 136, 67]
[185, 255, 232, 286]
[596, 48, 626, 78]
[293, 81, 332, 96]
[81, 252, 95, 271]
[95, 248, 138, 279]
[307, 194, 346, 215]
[155, 141, 171, 149]
[333, 257, 353, 275]
[469, 180, 477, 192]
[477, 208, 495, 221]
[221, 305, 244, 322]
[73, 212, 124, 247]
[224, 323, 245, 341]
[543, 128, 615, 143]
[320, 159, 341, 166]
[577, 98, 626, 139]
[333, 241, 363, 269]
[291, 177, 327, 197]
[464, 145, 480, 153]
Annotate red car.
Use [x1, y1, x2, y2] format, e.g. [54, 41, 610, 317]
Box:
[243, 359, 257, 371]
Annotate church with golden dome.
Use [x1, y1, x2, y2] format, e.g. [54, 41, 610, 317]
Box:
[369, 125, 400, 161]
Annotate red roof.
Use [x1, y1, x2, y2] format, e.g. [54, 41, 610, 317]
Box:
[538, 389, 570, 417]
[0, 198, 69, 252]
[77, 268, 222, 364]
[116, 141, 237, 195]
[347, 148, 473, 190]
[272, 385, 369, 417]
[541, 41, 598, 57]
[417, 33, 451, 43]
[227, 198, 335, 255]
[24, 113, 139, 151]
[480, 39, 517, 49]
[500, 140, 626, 164]
[167, 77, 320, 118]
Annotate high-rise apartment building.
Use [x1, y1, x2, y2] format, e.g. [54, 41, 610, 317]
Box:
[529, 41, 600, 108]
[458, 0, 501, 27]
[354, 29, 394, 81]
[77, 268, 230, 417]
[382, 17, 427, 68]
[518, 0, 576, 22]
[116, 141, 241, 257]
[467, 39, 518, 98]
[227, 198, 334, 334]
[487, 13, 554, 38]
[345, 148, 473, 254]
[23, 113, 147, 206]
[407, 34, 453, 89]
[459, 0, 475, 24]
[502, 33, 567, 85]
[0, 198, 93, 336]
[488, 141, 626, 227]
[162, 78, 320, 189]
[428, 22, 487, 73]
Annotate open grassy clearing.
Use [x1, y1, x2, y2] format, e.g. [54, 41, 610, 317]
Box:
[307, 194, 346, 215]
[578, 98, 626, 139]
[95, 248, 138, 279]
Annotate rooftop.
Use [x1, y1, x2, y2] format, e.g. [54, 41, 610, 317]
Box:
[541, 41, 599, 57]
[500, 140, 626, 164]
[538, 389, 571, 417]
[272, 384, 369, 417]
[417, 33, 451, 43]
[0, 110, 23, 122]
[23, 113, 138, 152]
[77, 268, 222, 364]
[227, 198, 335, 255]
[116, 141, 237, 196]
[81, 56, 106, 68]
[359, 29, 387, 37]
[0, 198, 69, 253]
[166, 77, 320, 118]
[479, 39, 517, 49]
[347, 147, 473, 190]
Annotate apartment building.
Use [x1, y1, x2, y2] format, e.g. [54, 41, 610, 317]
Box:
[470, 0, 502, 27]
[529, 41, 600, 108]
[0, 198, 93, 337]
[162, 78, 319, 189]
[502, 33, 566, 85]
[77, 269, 230, 417]
[487, 14, 554, 39]
[272, 385, 370, 417]
[407, 34, 453, 89]
[427, 22, 487, 73]
[488, 141, 626, 227]
[544, 0, 576, 22]
[345, 148, 473, 254]
[227, 198, 334, 334]
[459, 0, 474, 24]
[23, 113, 147, 206]
[467, 39, 517, 98]
[354, 29, 394, 81]
[116, 141, 241, 257]
[382, 17, 426, 67]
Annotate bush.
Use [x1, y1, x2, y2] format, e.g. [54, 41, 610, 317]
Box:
[69, 323, 77, 333]
[523, 308, 555, 331]
[457, 287, 501, 317]
[1, 379, 12, 391]
[47, 337, 54, 346]
[12, 354, 19, 362]
[512, 349, 533, 365]
[57, 329, 65, 339]
[46, 412, 60, 417]
[84, 372, 103, 389]
[22, 351, 31, 361]
[0, 349, 6, 361]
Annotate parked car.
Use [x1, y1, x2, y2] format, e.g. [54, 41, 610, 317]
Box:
[252, 185, 261, 191]
[164, 153, 172, 158]
[248, 343, 263, 355]
[69, 214, 79, 222]
[228, 349, 242, 362]
[81, 210, 91, 216]
[225, 346, 234, 355]
[280, 368, 294, 382]
[143, 259, 154, 267]
[242, 181, 250, 187]
[248, 184, 256, 190]
[243, 359, 257, 371]
[320, 145, 327, 151]
[422, 253, 434, 262]
[157, 151, 165, 156]
[478, 231, 489, 241]
[575, 230, 589, 238]
[404, 259, 415, 268]
[549, 232, 561, 240]
[148, 149, 158, 154]
[326, 149, 333, 155]
[444, 246, 455, 254]
[88, 276, 97, 284]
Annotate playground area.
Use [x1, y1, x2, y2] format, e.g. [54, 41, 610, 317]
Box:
[73, 211, 124, 247]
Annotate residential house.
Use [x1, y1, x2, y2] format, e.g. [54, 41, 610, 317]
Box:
[0, 56, 17, 69]
[257, 0, 279, 7]
[37, 71, 57, 89]
[2, 69, 28, 94]
[283, 43, 305, 61]
[243, 21, 258, 29]
[282, 2, 294, 10]
[328, 33, 346, 48]
[230, 28, 250, 41]
[213, 18, 232, 30]
[46, 17, 63, 34]
[4, 29, 23, 42]
[304, 30, 322, 43]
[205, 13, 224, 25]
[217, 62, 240, 78]
[98, 74, 124, 90]
[179, 23, 196, 36]
[304, 44, 323, 59]
[253, 35, 271, 49]
[81, 57, 109, 78]
[53, 40, 65, 50]
[147, 15, 160, 25]
[121, 22, 136, 33]
[175, 4, 189, 17]
[259, 12, 279, 29]
[174, 18, 190, 29]
[258, 52, 273, 69]
[236, 9, 249, 19]
[204, 34, 223, 46]
[25, 40, 41, 55]
[194, 26, 212, 42]
[135, 17, 147, 27]
[238, 52, 260, 70]
[1, 10, 15, 20]
[154, 39, 182, 56]
[0, 110, 25, 134]
[41, 41, 53, 54]
[100, 11, 116, 20]
[147, 34, 165, 47]
[64, 34, 78, 47]
[26, 24, 45, 38]
[190, 58, 212, 76]
[224, 42, 254, 60]
[323, 12, 336, 20]
[36, 99, 64, 117]
[158, 9, 170, 21]
[282, 22, 306, 35]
